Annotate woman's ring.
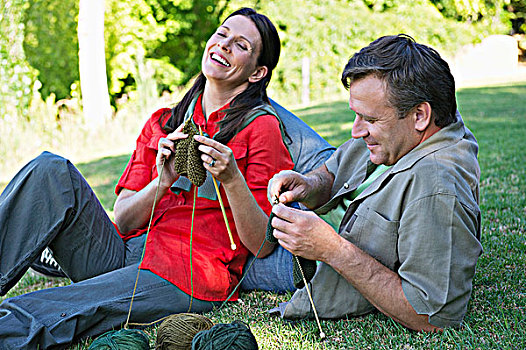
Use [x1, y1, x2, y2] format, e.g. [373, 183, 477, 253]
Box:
[209, 159, 216, 167]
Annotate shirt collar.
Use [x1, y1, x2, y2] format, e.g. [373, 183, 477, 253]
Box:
[391, 117, 469, 174]
[193, 94, 231, 137]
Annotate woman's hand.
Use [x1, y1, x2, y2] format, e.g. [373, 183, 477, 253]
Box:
[194, 135, 242, 185]
[156, 123, 187, 189]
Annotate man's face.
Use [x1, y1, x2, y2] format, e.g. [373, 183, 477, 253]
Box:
[349, 76, 421, 166]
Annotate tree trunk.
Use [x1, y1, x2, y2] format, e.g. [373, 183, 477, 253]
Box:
[77, 0, 111, 127]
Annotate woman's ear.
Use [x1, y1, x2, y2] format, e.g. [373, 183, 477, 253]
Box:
[413, 102, 432, 132]
[248, 66, 268, 83]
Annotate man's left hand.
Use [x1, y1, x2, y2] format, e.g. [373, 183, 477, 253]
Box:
[270, 203, 341, 262]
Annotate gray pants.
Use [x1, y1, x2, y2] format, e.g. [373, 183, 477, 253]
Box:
[0, 152, 215, 349]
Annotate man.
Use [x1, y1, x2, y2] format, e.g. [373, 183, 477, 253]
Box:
[268, 34, 482, 331]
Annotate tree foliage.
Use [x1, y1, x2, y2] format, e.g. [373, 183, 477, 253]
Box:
[23, 0, 79, 100]
[507, 0, 526, 33]
[2, 0, 523, 121]
[431, 0, 503, 21]
[103, 0, 231, 101]
[104, 0, 167, 100]
[255, 0, 506, 104]
[145, 0, 231, 86]
[0, 0, 35, 120]
[430, 0, 526, 34]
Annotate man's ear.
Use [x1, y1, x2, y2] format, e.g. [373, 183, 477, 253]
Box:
[248, 66, 268, 83]
[413, 102, 432, 132]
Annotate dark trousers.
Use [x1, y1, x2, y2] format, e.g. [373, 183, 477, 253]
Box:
[0, 152, 215, 350]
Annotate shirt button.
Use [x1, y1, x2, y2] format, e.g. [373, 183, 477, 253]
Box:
[343, 183, 349, 189]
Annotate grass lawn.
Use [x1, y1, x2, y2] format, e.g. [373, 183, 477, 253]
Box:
[1, 83, 525, 349]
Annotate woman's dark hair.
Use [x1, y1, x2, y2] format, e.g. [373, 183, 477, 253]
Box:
[161, 8, 281, 144]
[341, 34, 457, 128]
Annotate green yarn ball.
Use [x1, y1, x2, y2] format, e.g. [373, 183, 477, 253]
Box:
[88, 329, 150, 350]
[191, 320, 258, 350]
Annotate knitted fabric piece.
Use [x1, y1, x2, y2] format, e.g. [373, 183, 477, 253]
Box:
[292, 255, 317, 290]
[174, 120, 207, 187]
[266, 212, 317, 289]
[265, 212, 279, 243]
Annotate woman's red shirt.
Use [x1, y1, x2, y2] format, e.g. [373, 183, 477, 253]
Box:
[115, 96, 293, 301]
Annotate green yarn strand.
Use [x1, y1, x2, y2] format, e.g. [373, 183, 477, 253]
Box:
[188, 185, 197, 312]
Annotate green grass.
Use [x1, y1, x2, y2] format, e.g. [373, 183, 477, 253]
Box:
[1, 84, 525, 348]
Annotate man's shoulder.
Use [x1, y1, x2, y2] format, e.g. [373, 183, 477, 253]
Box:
[414, 133, 479, 177]
[397, 138, 480, 204]
[399, 121, 479, 183]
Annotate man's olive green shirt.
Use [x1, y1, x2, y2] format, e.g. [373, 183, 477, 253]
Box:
[277, 116, 482, 328]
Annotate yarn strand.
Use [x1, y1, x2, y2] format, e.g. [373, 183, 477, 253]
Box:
[270, 195, 325, 339]
[218, 237, 267, 310]
[125, 158, 166, 329]
[188, 185, 197, 312]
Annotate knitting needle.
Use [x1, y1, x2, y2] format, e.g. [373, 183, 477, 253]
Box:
[211, 177, 236, 250]
[272, 195, 325, 339]
[295, 255, 325, 339]
[198, 125, 237, 251]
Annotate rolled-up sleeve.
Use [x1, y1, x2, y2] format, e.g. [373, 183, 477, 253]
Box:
[399, 193, 482, 328]
[115, 108, 170, 194]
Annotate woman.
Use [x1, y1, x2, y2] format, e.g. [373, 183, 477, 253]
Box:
[0, 8, 292, 349]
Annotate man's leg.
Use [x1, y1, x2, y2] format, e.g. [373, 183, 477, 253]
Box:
[240, 245, 295, 293]
[0, 263, 217, 349]
[0, 151, 125, 295]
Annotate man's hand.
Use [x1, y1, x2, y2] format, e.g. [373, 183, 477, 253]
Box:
[268, 170, 311, 205]
[270, 203, 340, 262]
[271, 201, 444, 332]
[267, 165, 335, 210]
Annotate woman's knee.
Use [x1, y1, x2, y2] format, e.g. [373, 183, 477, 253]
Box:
[30, 152, 80, 189]
[32, 151, 68, 172]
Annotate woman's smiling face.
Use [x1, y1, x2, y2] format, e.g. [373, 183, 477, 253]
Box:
[201, 15, 265, 88]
